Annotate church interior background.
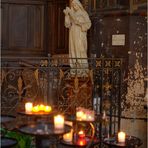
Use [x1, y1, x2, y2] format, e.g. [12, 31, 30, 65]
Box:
[1, 0, 147, 148]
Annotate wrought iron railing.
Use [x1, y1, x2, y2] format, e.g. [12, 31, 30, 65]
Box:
[1, 56, 123, 137]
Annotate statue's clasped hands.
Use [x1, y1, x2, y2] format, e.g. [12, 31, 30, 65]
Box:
[63, 7, 71, 15]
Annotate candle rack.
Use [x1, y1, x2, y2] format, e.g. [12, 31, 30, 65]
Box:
[1, 57, 124, 147]
[103, 135, 142, 147]
[60, 114, 99, 148]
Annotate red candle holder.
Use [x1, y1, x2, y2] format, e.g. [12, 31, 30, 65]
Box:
[78, 131, 85, 138]
[77, 131, 87, 146]
[77, 138, 87, 146]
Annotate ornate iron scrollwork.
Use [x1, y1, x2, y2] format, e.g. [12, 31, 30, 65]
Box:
[1, 57, 123, 136]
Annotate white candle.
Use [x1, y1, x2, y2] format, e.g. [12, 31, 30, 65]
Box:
[86, 111, 95, 121]
[78, 130, 85, 138]
[76, 111, 84, 120]
[63, 129, 73, 142]
[87, 115, 94, 121]
[118, 131, 126, 143]
[54, 115, 64, 129]
[102, 110, 106, 119]
[25, 102, 33, 113]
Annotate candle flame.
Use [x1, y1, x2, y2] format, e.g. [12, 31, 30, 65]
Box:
[30, 104, 52, 113]
[78, 130, 84, 135]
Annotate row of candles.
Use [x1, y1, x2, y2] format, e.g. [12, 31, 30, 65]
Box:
[63, 130, 126, 144]
[25, 102, 126, 145]
[25, 102, 52, 113]
[76, 107, 95, 121]
[63, 129, 126, 144]
[63, 129, 87, 145]
[25, 103, 86, 145]
[25, 102, 64, 129]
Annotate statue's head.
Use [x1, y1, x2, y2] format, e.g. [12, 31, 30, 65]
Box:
[71, 0, 84, 11]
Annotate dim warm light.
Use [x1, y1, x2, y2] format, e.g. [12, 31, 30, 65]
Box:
[77, 130, 86, 146]
[76, 107, 95, 121]
[77, 138, 87, 146]
[63, 130, 73, 142]
[79, 140, 85, 146]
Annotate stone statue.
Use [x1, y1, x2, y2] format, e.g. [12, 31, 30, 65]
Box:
[63, 0, 91, 75]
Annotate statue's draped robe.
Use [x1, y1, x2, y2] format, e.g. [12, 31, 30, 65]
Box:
[65, 9, 91, 74]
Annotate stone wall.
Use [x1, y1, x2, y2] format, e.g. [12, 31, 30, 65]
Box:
[121, 119, 147, 148]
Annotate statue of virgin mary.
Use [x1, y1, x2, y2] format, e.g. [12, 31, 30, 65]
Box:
[63, 0, 91, 75]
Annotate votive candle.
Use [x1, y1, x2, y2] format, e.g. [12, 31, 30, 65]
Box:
[44, 106, 52, 112]
[54, 115, 64, 129]
[76, 111, 84, 120]
[118, 131, 126, 143]
[63, 129, 73, 142]
[25, 102, 33, 113]
[78, 130, 85, 138]
[77, 139, 87, 146]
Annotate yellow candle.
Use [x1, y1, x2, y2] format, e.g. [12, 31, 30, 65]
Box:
[63, 129, 73, 142]
[54, 115, 64, 129]
[118, 131, 126, 143]
[32, 106, 39, 112]
[25, 102, 33, 113]
[44, 106, 52, 112]
[82, 114, 87, 120]
[39, 104, 45, 111]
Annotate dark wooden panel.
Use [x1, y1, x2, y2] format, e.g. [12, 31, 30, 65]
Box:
[2, 0, 70, 56]
[9, 5, 28, 48]
[47, 0, 69, 55]
[2, 2, 45, 56]
[57, 4, 65, 49]
[2, 0, 45, 4]
[1, 3, 9, 50]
